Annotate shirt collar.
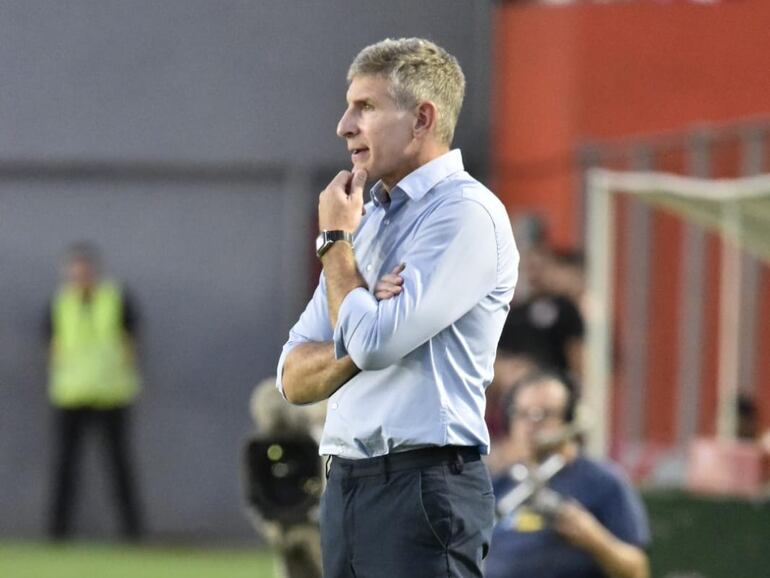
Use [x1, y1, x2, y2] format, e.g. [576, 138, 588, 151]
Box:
[368, 149, 464, 206]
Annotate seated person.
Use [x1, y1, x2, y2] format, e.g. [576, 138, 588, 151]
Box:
[485, 371, 650, 578]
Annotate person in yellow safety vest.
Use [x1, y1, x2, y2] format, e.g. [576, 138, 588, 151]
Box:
[45, 242, 144, 540]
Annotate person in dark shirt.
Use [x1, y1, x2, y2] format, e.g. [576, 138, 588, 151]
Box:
[498, 245, 585, 379]
[485, 372, 650, 578]
[486, 246, 585, 474]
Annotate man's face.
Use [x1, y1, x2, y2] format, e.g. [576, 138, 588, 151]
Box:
[521, 247, 552, 294]
[510, 379, 570, 462]
[337, 74, 419, 191]
[65, 257, 98, 290]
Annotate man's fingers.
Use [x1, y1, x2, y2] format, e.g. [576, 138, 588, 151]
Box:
[320, 171, 352, 202]
[350, 169, 367, 199]
[374, 263, 407, 301]
[330, 170, 352, 192]
[374, 275, 403, 301]
[375, 281, 403, 293]
[380, 274, 403, 285]
[373, 265, 406, 301]
[375, 287, 402, 301]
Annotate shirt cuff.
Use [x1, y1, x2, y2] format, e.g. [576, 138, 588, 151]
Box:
[275, 342, 295, 399]
[333, 287, 377, 360]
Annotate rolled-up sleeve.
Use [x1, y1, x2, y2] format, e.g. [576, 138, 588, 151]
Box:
[333, 287, 376, 360]
[276, 276, 333, 397]
[333, 198, 498, 370]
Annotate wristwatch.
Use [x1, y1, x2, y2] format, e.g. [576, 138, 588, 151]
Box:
[315, 230, 353, 258]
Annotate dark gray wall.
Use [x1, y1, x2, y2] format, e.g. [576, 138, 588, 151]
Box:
[0, 1, 492, 170]
[0, 1, 492, 541]
[0, 176, 299, 540]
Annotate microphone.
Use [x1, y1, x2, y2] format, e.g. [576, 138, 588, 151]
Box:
[495, 406, 593, 522]
[534, 421, 585, 452]
[496, 454, 566, 520]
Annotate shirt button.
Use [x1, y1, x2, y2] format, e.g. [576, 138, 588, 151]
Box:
[331, 403, 339, 410]
[384, 219, 390, 226]
[366, 264, 373, 272]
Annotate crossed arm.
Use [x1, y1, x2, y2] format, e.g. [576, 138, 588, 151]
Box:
[281, 241, 366, 405]
[281, 246, 406, 405]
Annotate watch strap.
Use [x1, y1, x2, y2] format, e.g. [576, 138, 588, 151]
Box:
[316, 230, 353, 258]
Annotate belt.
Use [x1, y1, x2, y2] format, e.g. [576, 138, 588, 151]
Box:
[330, 445, 480, 478]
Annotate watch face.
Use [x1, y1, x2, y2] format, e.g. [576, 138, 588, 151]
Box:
[315, 231, 351, 258]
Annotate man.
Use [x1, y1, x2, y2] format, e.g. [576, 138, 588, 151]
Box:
[45, 243, 143, 540]
[498, 244, 585, 380]
[276, 38, 518, 577]
[485, 372, 650, 578]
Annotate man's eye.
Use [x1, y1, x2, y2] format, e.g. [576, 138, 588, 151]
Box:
[362, 103, 374, 111]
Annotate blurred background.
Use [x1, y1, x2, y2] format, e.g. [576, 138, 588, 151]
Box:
[1, 1, 769, 577]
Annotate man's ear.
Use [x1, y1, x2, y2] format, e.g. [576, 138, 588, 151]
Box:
[413, 101, 439, 138]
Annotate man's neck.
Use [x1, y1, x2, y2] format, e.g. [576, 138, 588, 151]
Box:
[381, 143, 451, 193]
[71, 283, 97, 301]
[416, 142, 451, 167]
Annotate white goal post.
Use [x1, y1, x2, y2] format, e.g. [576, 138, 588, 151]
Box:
[584, 168, 770, 458]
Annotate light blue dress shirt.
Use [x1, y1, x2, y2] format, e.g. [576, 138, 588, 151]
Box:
[276, 150, 519, 459]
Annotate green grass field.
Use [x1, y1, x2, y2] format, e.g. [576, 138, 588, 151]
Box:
[0, 542, 278, 578]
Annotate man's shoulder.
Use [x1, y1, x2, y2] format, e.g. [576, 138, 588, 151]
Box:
[428, 174, 510, 229]
[442, 171, 503, 206]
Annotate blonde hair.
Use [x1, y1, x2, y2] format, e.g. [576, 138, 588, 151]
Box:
[347, 38, 466, 145]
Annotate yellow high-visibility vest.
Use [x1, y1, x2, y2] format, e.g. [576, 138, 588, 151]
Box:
[49, 281, 140, 408]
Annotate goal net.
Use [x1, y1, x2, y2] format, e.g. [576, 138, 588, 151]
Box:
[584, 169, 770, 461]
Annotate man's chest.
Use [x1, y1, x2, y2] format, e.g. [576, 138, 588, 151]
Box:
[354, 206, 423, 286]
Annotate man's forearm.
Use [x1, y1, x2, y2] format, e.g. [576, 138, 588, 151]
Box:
[585, 529, 649, 578]
[556, 501, 649, 578]
[281, 341, 360, 405]
[321, 242, 367, 328]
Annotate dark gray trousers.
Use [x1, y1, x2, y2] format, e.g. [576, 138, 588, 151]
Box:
[320, 447, 495, 578]
[49, 407, 143, 540]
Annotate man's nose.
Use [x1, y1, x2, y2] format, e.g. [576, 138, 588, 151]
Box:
[337, 109, 358, 139]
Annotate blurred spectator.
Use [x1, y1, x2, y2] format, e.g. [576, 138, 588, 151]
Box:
[486, 222, 587, 474]
[683, 390, 770, 496]
[760, 430, 770, 460]
[499, 244, 585, 380]
[735, 393, 770, 464]
[486, 351, 538, 440]
[737, 392, 759, 440]
[485, 371, 650, 578]
[45, 242, 144, 540]
[549, 249, 588, 320]
[485, 349, 538, 476]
